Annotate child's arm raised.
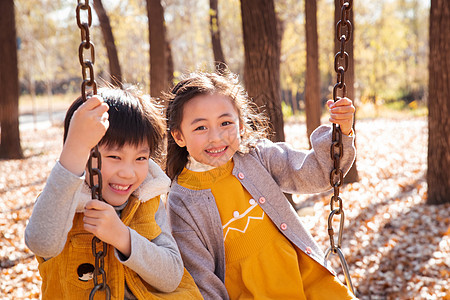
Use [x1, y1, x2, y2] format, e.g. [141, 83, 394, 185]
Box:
[255, 97, 356, 195]
[25, 96, 109, 258]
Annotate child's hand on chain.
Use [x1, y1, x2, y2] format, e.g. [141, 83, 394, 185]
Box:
[327, 98, 355, 135]
[83, 199, 131, 257]
[60, 96, 109, 176]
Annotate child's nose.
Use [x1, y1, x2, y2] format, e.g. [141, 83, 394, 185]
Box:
[208, 127, 223, 143]
[118, 164, 135, 178]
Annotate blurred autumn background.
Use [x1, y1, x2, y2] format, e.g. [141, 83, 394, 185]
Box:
[0, 0, 449, 299]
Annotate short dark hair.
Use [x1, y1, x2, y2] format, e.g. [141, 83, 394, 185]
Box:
[63, 86, 165, 159]
[164, 71, 268, 180]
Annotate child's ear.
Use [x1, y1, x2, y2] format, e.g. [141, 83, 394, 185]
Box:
[171, 130, 186, 147]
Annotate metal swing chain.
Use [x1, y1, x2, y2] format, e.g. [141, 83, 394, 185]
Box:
[76, 1, 111, 299]
[324, 0, 355, 295]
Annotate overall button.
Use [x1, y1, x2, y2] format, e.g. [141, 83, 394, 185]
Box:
[305, 246, 312, 254]
[258, 197, 266, 204]
[280, 223, 287, 230]
[238, 172, 245, 179]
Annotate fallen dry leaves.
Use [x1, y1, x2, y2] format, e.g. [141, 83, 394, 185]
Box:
[1, 117, 449, 299]
[288, 118, 450, 300]
[1, 126, 62, 299]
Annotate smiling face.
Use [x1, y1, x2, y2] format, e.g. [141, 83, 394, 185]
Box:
[171, 94, 242, 168]
[94, 142, 150, 206]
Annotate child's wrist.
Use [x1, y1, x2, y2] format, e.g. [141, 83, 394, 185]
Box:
[342, 128, 354, 136]
[63, 138, 92, 157]
[113, 225, 131, 258]
[59, 142, 91, 176]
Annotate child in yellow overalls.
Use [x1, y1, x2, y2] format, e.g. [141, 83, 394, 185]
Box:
[25, 86, 202, 299]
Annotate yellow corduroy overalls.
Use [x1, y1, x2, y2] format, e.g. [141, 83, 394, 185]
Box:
[36, 195, 202, 299]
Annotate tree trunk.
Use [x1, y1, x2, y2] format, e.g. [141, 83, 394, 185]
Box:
[240, 0, 285, 143]
[209, 0, 227, 73]
[147, 0, 168, 98]
[305, 0, 321, 147]
[427, 0, 450, 205]
[93, 0, 122, 87]
[241, 0, 295, 208]
[0, 0, 23, 159]
[335, 0, 359, 183]
[167, 41, 174, 87]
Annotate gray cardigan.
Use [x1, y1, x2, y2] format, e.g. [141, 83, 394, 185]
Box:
[167, 125, 356, 299]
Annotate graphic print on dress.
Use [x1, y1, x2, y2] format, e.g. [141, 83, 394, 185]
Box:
[222, 198, 265, 241]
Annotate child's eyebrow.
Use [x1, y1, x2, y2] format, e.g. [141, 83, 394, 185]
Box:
[191, 118, 207, 125]
[104, 145, 121, 151]
[218, 113, 233, 118]
[190, 113, 234, 125]
[138, 147, 150, 154]
[104, 145, 150, 153]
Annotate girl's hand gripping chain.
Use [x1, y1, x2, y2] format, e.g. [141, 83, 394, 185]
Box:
[59, 96, 109, 176]
[327, 98, 355, 135]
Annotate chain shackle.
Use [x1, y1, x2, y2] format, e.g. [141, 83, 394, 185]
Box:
[325, 0, 355, 295]
[327, 208, 345, 250]
[76, 0, 97, 102]
[76, 1, 110, 299]
[89, 237, 111, 300]
[88, 147, 103, 200]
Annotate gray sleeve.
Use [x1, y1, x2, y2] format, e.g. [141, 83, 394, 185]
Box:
[25, 161, 84, 258]
[257, 125, 356, 194]
[115, 199, 184, 293]
[168, 192, 229, 300]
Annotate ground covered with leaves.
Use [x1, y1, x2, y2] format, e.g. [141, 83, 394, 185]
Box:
[1, 117, 449, 299]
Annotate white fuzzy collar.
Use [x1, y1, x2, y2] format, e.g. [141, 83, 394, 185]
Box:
[186, 155, 217, 172]
[76, 159, 171, 212]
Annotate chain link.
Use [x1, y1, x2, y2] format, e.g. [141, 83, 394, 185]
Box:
[324, 0, 355, 295]
[76, 1, 111, 299]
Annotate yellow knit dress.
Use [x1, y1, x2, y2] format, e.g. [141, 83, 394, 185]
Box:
[177, 159, 356, 300]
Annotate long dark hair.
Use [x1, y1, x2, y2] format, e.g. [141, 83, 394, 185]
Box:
[164, 71, 269, 180]
[63, 85, 166, 160]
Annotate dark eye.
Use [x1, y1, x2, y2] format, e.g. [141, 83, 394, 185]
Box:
[222, 121, 232, 126]
[107, 155, 120, 160]
[194, 125, 207, 131]
[137, 156, 148, 161]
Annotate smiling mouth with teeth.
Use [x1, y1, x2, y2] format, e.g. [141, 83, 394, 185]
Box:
[110, 184, 131, 191]
[205, 147, 227, 154]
